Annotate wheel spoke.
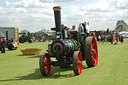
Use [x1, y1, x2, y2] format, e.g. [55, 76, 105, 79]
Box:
[44, 62, 47, 66]
[92, 57, 96, 64]
[92, 43, 95, 47]
[77, 58, 80, 64]
[77, 58, 81, 69]
[45, 66, 48, 74]
[91, 49, 93, 53]
[91, 50, 94, 56]
[91, 48, 94, 52]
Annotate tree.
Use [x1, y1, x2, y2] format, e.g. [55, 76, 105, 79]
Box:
[115, 20, 128, 32]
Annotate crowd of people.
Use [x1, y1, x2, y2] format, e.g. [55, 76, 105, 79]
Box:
[0, 37, 6, 53]
[98, 34, 124, 45]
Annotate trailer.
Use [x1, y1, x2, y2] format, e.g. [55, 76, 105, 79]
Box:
[0, 27, 19, 50]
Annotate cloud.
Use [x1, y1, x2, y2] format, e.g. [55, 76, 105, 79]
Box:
[0, 0, 128, 32]
[0, 7, 55, 32]
[109, 0, 128, 9]
[62, 0, 128, 30]
[5, 0, 55, 8]
[1, 0, 55, 32]
[39, 0, 85, 3]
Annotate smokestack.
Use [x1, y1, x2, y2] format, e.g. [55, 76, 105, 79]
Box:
[53, 6, 62, 39]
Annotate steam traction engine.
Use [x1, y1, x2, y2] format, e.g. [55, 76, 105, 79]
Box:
[39, 6, 98, 76]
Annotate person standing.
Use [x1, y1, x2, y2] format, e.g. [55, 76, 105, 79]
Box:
[104, 35, 106, 42]
[101, 34, 104, 44]
[43, 36, 45, 42]
[82, 21, 90, 36]
[120, 34, 124, 44]
[0, 37, 5, 53]
[0, 37, 2, 52]
[86, 22, 90, 36]
[111, 34, 113, 44]
[98, 35, 101, 43]
[112, 36, 116, 45]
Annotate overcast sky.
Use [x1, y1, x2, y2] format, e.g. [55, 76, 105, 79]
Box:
[0, 0, 128, 32]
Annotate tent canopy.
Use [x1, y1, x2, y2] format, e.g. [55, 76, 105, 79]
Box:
[0, 31, 5, 38]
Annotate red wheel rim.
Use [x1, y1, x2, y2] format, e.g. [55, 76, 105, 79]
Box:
[77, 52, 82, 74]
[91, 37, 98, 66]
[43, 54, 51, 75]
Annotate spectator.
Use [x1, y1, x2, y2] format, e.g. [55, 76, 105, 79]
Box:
[1, 37, 6, 53]
[0, 37, 2, 52]
[120, 34, 124, 44]
[43, 36, 45, 42]
[112, 36, 116, 44]
[104, 35, 107, 42]
[101, 34, 104, 44]
[112, 36, 118, 45]
[98, 35, 101, 43]
[111, 34, 113, 44]
[32, 36, 35, 42]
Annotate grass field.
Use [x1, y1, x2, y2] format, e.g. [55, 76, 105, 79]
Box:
[0, 39, 128, 85]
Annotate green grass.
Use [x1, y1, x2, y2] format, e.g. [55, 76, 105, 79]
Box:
[0, 40, 128, 85]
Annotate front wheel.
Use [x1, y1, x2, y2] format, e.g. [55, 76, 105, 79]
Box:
[73, 51, 82, 75]
[39, 53, 51, 76]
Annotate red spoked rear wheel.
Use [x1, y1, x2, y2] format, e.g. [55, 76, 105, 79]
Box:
[39, 53, 51, 76]
[91, 37, 98, 66]
[85, 36, 98, 67]
[73, 51, 82, 75]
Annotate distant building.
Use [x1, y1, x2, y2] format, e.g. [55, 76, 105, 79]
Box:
[0, 27, 19, 43]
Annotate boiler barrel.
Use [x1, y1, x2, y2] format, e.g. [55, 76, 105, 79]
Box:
[51, 40, 79, 55]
